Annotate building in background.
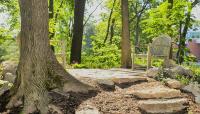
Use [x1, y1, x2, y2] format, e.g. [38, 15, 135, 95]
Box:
[186, 30, 200, 60]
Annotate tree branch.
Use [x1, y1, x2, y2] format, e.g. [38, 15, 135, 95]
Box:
[83, 1, 103, 26]
[129, 0, 149, 23]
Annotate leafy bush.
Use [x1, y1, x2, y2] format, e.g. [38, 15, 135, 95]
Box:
[135, 57, 163, 68]
[185, 63, 200, 83]
[176, 75, 190, 85]
[81, 44, 121, 68]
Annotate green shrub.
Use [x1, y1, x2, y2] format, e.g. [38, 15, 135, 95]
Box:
[185, 63, 200, 83]
[81, 44, 121, 68]
[176, 75, 190, 85]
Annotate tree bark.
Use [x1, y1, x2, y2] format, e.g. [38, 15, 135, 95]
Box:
[135, 14, 141, 53]
[11, 0, 50, 113]
[167, 0, 173, 59]
[104, 0, 117, 44]
[6, 0, 93, 113]
[110, 19, 115, 44]
[121, 0, 132, 68]
[70, 0, 86, 64]
[178, 12, 191, 64]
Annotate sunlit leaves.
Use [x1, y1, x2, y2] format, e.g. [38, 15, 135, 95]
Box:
[142, 0, 192, 40]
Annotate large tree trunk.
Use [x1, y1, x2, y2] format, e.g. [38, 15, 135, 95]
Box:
[6, 0, 93, 113]
[121, 0, 132, 68]
[10, 0, 50, 113]
[70, 0, 86, 64]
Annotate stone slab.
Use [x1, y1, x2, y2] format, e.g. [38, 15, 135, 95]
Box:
[127, 85, 181, 99]
[138, 98, 188, 114]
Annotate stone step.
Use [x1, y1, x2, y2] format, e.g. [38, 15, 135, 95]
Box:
[76, 105, 100, 114]
[95, 77, 148, 89]
[126, 85, 181, 99]
[138, 98, 188, 114]
[112, 76, 147, 84]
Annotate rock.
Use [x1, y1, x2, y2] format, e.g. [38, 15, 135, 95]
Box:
[76, 105, 100, 114]
[164, 78, 182, 89]
[0, 80, 12, 96]
[171, 66, 193, 78]
[96, 79, 115, 90]
[112, 76, 147, 88]
[163, 59, 177, 68]
[146, 78, 157, 82]
[195, 96, 200, 104]
[138, 98, 188, 114]
[163, 68, 174, 78]
[3, 72, 16, 83]
[1, 61, 17, 75]
[0, 80, 9, 86]
[48, 104, 63, 114]
[127, 85, 181, 99]
[182, 82, 200, 104]
[163, 66, 193, 79]
[146, 68, 161, 78]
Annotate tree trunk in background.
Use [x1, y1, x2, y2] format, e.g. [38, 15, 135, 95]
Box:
[49, 0, 55, 52]
[49, 0, 54, 39]
[104, 0, 117, 44]
[168, 0, 173, 9]
[177, 0, 199, 64]
[178, 12, 191, 64]
[135, 15, 141, 54]
[167, 0, 173, 59]
[110, 19, 115, 44]
[70, 0, 86, 64]
[6, 0, 93, 113]
[121, 0, 132, 68]
[177, 21, 183, 64]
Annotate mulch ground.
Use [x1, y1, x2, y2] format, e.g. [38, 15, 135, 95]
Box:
[1, 77, 200, 114]
[49, 77, 200, 114]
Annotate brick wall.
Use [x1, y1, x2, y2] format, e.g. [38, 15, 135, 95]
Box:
[188, 40, 200, 60]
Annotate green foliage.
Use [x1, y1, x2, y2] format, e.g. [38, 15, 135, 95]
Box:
[0, 0, 199, 70]
[135, 57, 163, 68]
[81, 44, 121, 68]
[176, 74, 190, 85]
[1, 41, 19, 61]
[142, 0, 191, 40]
[72, 63, 89, 69]
[185, 63, 200, 83]
[184, 54, 197, 63]
[81, 24, 121, 68]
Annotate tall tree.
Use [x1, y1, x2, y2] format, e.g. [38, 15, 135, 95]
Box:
[167, 0, 173, 59]
[177, 0, 200, 64]
[104, 0, 117, 43]
[130, 0, 149, 53]
[5, 0, 93, 113]
[70, 0, 86, 64]
[121, 0, 132, 68]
